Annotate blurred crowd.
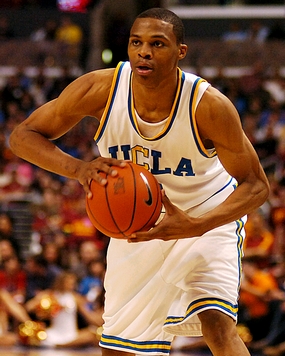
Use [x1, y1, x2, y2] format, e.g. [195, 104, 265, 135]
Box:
[0, 62, 107, 348]
[0, 4, 285, 356]
[2, 59, 285, 354]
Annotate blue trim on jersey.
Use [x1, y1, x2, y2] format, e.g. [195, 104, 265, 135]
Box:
[189, 78, 203, 155]
[127, 71, 185, 141]
[236, 217, 245, 290]
[127, 74, 134, 130]
[100, 334, 171, 354]
[189, 77, 216, 158]
[198, 176, 234, 206]
[228, 180, 245, 291]
[170, 71, 185, 127]
[95, 62, 125, 143]
[164, 297, 238, 327]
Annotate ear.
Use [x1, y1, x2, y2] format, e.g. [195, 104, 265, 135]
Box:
[178, 44, 188, 60]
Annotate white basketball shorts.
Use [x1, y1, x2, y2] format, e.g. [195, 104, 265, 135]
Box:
[100, 180, 246, 355]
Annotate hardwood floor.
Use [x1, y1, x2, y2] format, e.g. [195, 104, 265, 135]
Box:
[0, 347, 264, 356]
[0, 349, 209, 356]
[0, 347, 101, 356]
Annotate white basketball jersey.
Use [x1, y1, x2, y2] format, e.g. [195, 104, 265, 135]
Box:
[95, 61, 232, 211]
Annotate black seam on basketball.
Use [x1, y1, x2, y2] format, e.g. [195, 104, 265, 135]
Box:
[86, 185, 125, 237]
[86, 199, 124, 237]
[104, 173, 126, 237]
[119, 162, 136, 236]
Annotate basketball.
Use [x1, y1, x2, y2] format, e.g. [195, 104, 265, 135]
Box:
[86, 162, 162, 239]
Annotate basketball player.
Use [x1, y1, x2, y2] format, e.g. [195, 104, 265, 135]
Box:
[10, 7, 269, 356]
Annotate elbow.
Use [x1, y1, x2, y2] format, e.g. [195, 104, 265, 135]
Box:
[263, 179, 270, 202]
[9, 125, 24, 156]
[9, 127, 18, 154]
[256, 176, 270, 206]
[261, 169, 270, 201]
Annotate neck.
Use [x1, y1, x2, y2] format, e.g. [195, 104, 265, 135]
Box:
[132, 73, 179, 123]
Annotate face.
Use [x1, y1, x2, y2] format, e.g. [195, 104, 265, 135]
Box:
[63, 274, 77, 291]
[128, 18, 187, 85]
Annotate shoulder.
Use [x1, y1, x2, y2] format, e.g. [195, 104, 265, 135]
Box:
[196, 86, 242, 142]
[198, 86, 239, 124]
[67, 67, 116, 95]
[56, 67, 117, 118]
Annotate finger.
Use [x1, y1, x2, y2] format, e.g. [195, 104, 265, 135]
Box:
[127, 237, 138, 243]
[128, 232, 143, 243]
[83, 178, 93, 199]
[98, 160, 128, 179]
[127, 236, 150, 243]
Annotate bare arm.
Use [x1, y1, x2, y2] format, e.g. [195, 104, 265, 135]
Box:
[9, 68, 126, 196]
[191, 86, 269, 232]
[25, 291, 47, 313]
[0, 289, 30, 323]
[130, 86, 269, 241]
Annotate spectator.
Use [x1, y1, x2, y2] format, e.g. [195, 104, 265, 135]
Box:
[0, 156, 35, 200]
[247, 20, 269, 44]
[70, 240, 102, 282]
[256, 98, 285, 143]
[0, 238, 19, 264]
[249, 261, 285, 354]
[221, 22, 247, 42]
[1, 74, 26, 120]
[31, 186, 65, 245]
[28, 69, 53, 107]
[41, 242, 65, 276]
[0, 254, 27, 304]
[263, 68, 285, 107]
[244, 209, 275, 268]
[239, 259, 282, 342]
[24, 254, 57, 301]
[30, 19, 58, 42]
[25, 271, 103, 348]
[0, 289, 31, 346]
[0, 213, 21, 258]
[55, 15, 83, 66]
[239, 60, 268, 97]
[78, 257, 105, 310]
[269, 183, 285, 260]
[46, 66, 74, 100]
[62, 193, 105, 250]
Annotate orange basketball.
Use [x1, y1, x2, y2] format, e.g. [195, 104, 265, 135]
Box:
[86, 162, 162, 239]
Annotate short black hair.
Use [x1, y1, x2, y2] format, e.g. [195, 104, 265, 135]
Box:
[136, 7, 185, 45]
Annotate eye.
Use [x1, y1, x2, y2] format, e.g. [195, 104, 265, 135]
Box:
[153, 41, 164, 47]
[130, 39, 140, 46]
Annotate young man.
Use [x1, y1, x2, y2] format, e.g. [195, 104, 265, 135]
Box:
[10, 7, 269, 356]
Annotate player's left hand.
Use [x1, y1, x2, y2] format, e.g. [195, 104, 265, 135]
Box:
[127, 191, 204, 242]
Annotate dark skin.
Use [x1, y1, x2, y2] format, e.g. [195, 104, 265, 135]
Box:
[10, 17, 269, 356]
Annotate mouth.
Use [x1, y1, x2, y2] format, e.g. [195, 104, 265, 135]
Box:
[136, 65, 153, 75]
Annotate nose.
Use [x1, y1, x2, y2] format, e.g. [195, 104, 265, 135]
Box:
[138, 43, 152, 59]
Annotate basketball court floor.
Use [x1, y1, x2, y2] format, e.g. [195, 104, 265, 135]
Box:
[0, 346, 264, 356]
[0, 349, 210, 356]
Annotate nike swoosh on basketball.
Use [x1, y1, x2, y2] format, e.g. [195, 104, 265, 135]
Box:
[140, 172, 153, 206]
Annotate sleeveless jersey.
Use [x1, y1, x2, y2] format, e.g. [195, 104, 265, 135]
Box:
[95, 61, 232, 211]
